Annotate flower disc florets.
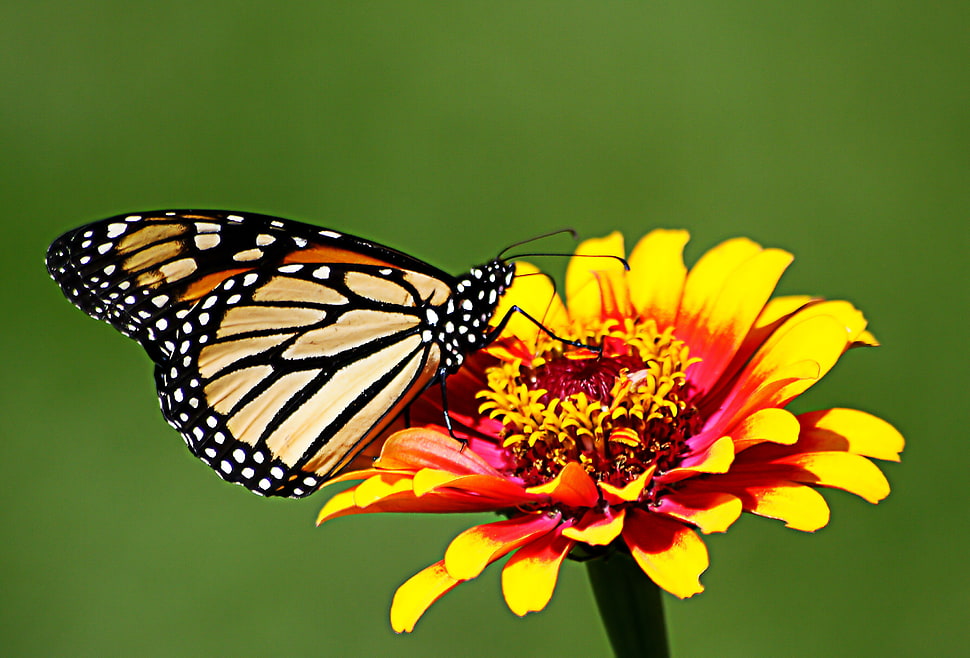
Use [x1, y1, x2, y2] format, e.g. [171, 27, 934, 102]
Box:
[479, 318, 702, 494]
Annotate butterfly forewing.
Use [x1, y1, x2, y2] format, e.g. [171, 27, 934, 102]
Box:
[47, 210, 516, 498]
[46, 211, 449, 360]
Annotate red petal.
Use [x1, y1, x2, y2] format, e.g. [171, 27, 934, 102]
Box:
[412, 469, 544, 505]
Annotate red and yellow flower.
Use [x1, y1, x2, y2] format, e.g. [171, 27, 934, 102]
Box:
[317, 229, 904, 632]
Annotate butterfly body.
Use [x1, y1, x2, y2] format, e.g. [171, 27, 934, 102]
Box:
[47, 211, 515, 497]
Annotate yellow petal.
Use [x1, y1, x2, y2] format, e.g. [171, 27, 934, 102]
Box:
[730, 407, 801, 452]
[726, 315, 849, 419]
[562, 508, 627, 545]
[664, 436, 735, 478]
[676, 237, 764, 335]
[854, 330, 880, 347]
[797, 408, 904, 461]
[778, 300, 870, 345]
[678, 248, 794, 391]
[600, 466, 655, 503]
[754, 295, 817, 331]
[444, 513, 561, 581]
[628, 229, 689, 328]
[622, 510, 708, 598]
[781, 452, 891, 503]
[501, 532, 573, 617]
[491, 261, 569, 344]
[354, 472, 415, 507]
[565, 232, 628, 321]
[390, 561, 460, 633]
[655, 491, 742, 534]
[742, 483, 831, 531]
[316, 488, 361, 525]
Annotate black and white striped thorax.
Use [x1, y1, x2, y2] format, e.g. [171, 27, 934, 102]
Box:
[429, 260, 517, 372]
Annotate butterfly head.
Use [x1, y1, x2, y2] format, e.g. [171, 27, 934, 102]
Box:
[431, 259, 516, 372]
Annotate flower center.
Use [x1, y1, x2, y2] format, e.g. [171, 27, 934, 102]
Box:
[478, 318, 702, 491]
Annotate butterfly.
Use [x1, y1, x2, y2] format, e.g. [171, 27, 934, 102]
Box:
[46, 210, 520, 498]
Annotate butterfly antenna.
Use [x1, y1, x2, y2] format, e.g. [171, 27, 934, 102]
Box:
[506, 252, 630, 270]
[497, 228, 577, 261]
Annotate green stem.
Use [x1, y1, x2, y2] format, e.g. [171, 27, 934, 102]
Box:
[587, 554, 669, 658]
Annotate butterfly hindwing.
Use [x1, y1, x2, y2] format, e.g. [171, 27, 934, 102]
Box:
[154, 262, 443, 496]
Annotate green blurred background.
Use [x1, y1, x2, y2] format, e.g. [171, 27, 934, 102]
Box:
[2, 2, 966, 656]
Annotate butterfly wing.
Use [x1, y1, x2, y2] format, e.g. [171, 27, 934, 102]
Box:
[157, 263, 446, 496]
[46, 210, 449, 361]
[47, 211, 457, 497]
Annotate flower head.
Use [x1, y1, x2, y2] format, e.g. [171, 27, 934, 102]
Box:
[317, 229, 903, 632]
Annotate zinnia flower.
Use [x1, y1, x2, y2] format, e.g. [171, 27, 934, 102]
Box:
[317, 229, 903, 633]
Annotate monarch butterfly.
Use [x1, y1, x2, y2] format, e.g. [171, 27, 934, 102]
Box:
[47, 210, 528, 498]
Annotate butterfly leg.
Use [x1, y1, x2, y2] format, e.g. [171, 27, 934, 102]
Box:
[437, 368, 468, 451]
[486, 305, 601, 354]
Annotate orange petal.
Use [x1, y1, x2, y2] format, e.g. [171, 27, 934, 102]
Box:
[565, 232, 629, 321]
[526, 461, 599, 507]
[728, 407, 801, 452]
[562, 507, 627, 545]
[375, 428, 499, 476]
[390, 561, 461, 633]
[796, 408, 904, 461]
[622, 509, 708, 598]
[490, 261, 569, 345]
[444, 513, 561, 581]
[501, 531, 574, 617]
[654, 491, 742, 534]
[678, 248, 794, 393]
[412, 470, 543, 506]
[774, 452, 891, 503]
[317, 486, 526, 522]
[628, 229, 689, 328]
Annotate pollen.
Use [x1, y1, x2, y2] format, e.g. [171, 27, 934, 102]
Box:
[478, 317, 701, 491]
